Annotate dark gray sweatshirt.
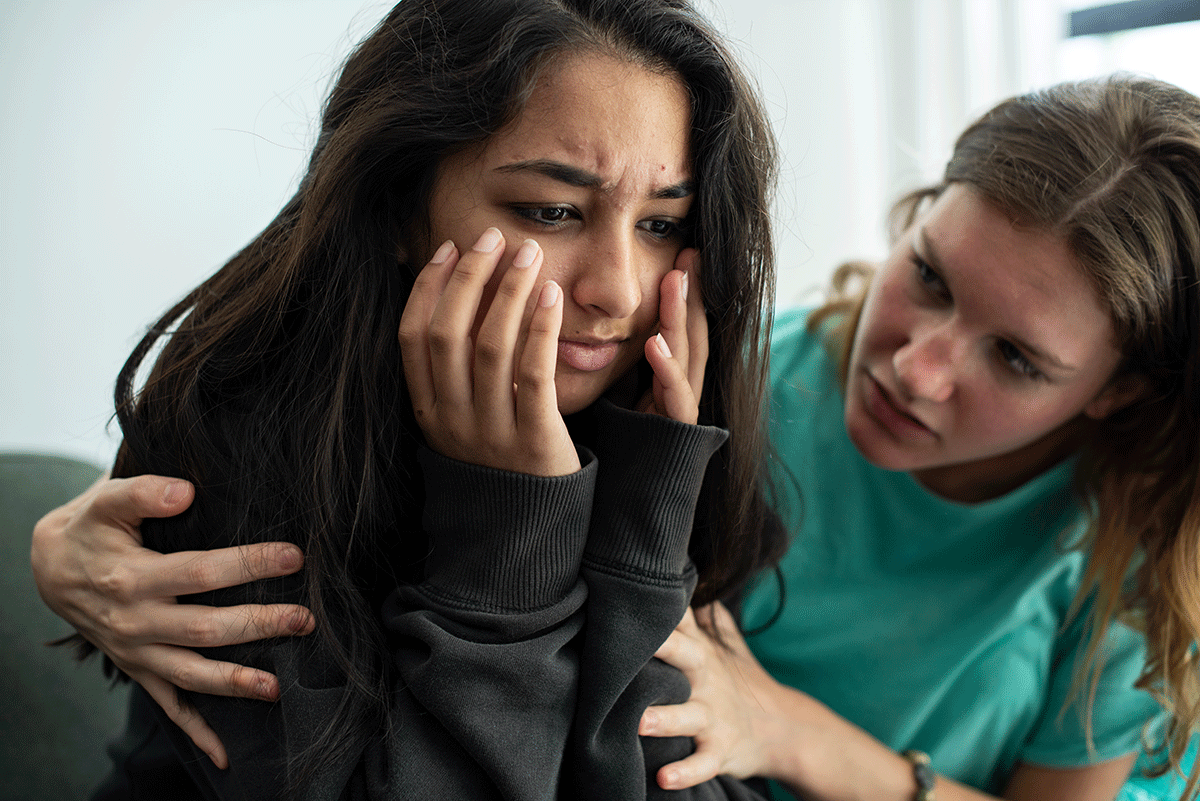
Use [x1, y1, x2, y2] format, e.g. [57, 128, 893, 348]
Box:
[91, 401, 773, 800]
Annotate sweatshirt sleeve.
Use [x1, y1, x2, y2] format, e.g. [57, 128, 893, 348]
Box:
[563, 401, 771, 801]
[155, 446, 598, 801]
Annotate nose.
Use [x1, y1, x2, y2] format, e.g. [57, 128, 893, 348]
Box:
[568, 229, 643, 319]
[893, 322, 958, 403]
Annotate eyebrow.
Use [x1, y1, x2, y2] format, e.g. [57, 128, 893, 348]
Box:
[495, 159, 695, 199]
[916, 228, 1077, 374]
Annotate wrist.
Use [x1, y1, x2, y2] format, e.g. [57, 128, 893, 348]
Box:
[779, 694, 923, 801]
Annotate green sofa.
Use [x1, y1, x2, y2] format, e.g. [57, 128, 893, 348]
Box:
[1, 452, 130, 800]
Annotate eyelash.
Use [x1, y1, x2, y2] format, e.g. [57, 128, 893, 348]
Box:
[914, 257, 950, 300]
[510, 205, 685, 240]
[996, 340, 1043, 380]
[912, 256, 1045, 382]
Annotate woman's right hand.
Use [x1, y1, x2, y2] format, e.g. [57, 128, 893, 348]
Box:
[399, 229, 580, 476]
[30, 473, 315, 769]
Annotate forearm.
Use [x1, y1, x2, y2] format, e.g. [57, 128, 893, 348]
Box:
[761, 681, 1138, 801]
[759, 683, 1001, 801]
[567, 402, 758, 799]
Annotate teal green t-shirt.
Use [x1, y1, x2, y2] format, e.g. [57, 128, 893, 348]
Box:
[742, 309, 1164, 795]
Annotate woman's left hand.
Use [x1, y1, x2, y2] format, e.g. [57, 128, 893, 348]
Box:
[639, 602, 781, 789]
[639, 248, 707, 425]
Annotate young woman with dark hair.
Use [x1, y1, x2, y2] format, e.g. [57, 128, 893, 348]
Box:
[30, 1, 786, 798]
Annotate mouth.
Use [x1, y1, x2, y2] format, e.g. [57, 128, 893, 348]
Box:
[863, 372, 935, 439]
[558, 338, 623, 372]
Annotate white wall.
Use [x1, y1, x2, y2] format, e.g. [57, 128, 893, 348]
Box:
[2, 1, 1197, 466]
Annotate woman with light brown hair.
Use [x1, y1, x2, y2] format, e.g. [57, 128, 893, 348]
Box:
[640, 74, 1200, 801]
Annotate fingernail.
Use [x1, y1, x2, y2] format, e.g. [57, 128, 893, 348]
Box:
[512, 239, 540, 269]
[656, 333, 672, 358]
[681, 271, 689, 302]
[162, 480, 186, 505]
[430, 240, 455, 264]
[641, 710, 658, 732]
[539, 281, 560, 308]
[662, 769, 679, 788]
[472, 227, 502, 253]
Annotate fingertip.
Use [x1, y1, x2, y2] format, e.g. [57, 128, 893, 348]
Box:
[161, 478, 194, 509]
[289, 607, 316, 635]
[658, 765, 681, 790]
[640, 708, 659, 735]
[276, 543, 304, 573]
[538, 280, 560, 308]
[429, 239, 455, 265]
[208, 746, 229, 771]
[256, 673, 281, 702]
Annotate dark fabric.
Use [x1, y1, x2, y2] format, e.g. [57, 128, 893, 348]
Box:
[91, 402, 771, 800]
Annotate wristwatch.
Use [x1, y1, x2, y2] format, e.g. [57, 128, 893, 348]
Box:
[901, 750, 937, 801]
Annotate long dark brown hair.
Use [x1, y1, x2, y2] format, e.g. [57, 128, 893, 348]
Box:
[107, 0, 782, 788]
[815, 75, 1200, 795]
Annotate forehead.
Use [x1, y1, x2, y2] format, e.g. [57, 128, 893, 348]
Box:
[922, 184, 1117, 364]
[476, 51, 693, 189]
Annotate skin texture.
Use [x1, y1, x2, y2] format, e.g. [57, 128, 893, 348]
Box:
[29, 472, 314, 768]
[419, 52, 698, 418]
[642, 184, 1146, 799]
[645, 604, 1137, 801]
[31, 51, 710, 762]
[844, 183, 1135, 503]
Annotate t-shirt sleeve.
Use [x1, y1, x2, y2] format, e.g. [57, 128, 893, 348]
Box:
[1020, 611, 1162, 767]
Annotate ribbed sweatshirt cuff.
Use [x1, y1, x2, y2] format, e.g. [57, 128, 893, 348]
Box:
[418, 447, 596, 612]
[584, 400, 728, 578]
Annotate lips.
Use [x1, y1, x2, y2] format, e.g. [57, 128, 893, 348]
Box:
[558, 339, 621, 372]
[862, 372, 935, 439]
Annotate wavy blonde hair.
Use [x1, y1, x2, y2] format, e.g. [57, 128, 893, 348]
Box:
[813, 75, 1200, 795]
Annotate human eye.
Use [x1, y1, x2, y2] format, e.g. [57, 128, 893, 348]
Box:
[914, 257, 950, 301]
[511, 205, 576, 228]
[637, 218, 686, 241]
[996, 339, 1044, 381]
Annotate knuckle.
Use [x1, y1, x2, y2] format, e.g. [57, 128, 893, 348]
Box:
[101, 608, 143, 643]
[448, 258, 489, 284]
[474, 332, 506, 368]
[185, 614, 219, 645]
[227, 664, 254, 694]
[94, 564, 138, 604]
[183, 557, 222, 590]
[517, 358, 553, 389]
[396, 320, 420, 347]
[168, 661, 199, 692]
[122, 477, 161, 515]
[426, 321, 457, 356]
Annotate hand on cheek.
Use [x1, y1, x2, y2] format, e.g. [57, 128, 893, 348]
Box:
[398, 229, 581, 476]
[640, 248, 707, 424]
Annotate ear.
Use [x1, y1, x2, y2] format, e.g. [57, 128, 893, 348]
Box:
[1084, 373, 1149, 420]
